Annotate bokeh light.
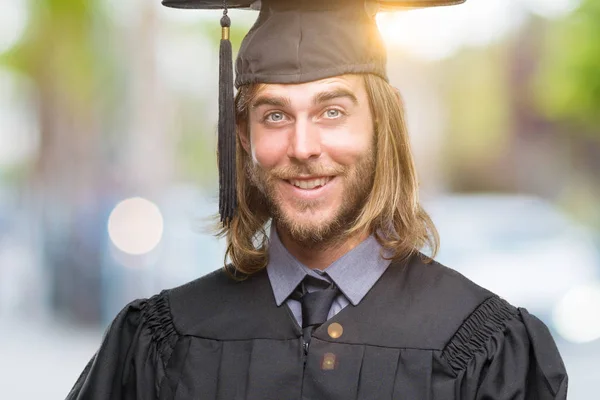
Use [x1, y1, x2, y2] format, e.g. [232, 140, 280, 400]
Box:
[523, 0, 581, 18]
[376, 0, 580, 61]
[0, 70, 39, 167]
[377, 0, 526, 60]
[0, 0, 28, 54]
[107, 197, 164, 256]
[553, 282, 600, 343]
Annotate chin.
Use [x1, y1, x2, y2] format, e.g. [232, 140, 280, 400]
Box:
[277, 205, 340, 239]
[284, 201, 337, 222]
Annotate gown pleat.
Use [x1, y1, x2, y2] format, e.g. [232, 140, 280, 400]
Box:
[170, 338, 220, 400]
[245, 339, 304, 399]
[392, 349, 433, 400]
[356, 346, 400, 399]
[216, 340, 253, 399]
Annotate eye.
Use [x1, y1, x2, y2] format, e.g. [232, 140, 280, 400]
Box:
[265, 112, 285, 122]
[324, 109, 342, 119]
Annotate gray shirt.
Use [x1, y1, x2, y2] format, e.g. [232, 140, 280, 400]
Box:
[266, 225, 392, 327]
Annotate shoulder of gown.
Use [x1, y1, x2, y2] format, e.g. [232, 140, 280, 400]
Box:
[394, 256, 568, 398]
[438, 285, 568, 399]
[66, 268, 280, 399]
[66, 292, 179, 400]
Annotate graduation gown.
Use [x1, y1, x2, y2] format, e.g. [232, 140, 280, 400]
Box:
[67, 255, 568, 399]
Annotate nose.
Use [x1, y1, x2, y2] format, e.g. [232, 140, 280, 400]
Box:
[288, 119, 322, 161]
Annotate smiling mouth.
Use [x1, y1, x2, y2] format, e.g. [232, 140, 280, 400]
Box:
[287, 177, 333, 190]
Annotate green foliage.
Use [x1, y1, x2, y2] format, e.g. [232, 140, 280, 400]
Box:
[440, 43, 512, 167]
[1, 0, 112, 108]
[534, 0, 600, 135]
[176, 98, 219, 186]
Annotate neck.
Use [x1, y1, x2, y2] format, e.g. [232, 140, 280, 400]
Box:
[276, 224, 369, 270]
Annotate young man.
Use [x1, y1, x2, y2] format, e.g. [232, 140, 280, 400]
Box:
[67, 0, 568, 399]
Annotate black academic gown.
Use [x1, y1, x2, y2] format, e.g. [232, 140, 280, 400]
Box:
[67, 255, 568, 399]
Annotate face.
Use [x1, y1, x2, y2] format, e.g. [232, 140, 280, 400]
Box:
[241, 75, 376, 245]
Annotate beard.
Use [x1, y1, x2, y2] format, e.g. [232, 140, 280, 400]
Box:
[246, 150, 376, 248]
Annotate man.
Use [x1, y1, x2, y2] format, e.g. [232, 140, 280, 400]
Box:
[67, 0, 568, 399]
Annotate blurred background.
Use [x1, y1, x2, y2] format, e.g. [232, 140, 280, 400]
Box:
[0, 0, 598, 398]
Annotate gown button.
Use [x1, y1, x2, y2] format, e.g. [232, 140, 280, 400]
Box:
[322, 353, 337, 370]
[327, 322, 343, 339]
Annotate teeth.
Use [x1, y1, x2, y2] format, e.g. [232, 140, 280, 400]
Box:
[290, 177, 331, 189]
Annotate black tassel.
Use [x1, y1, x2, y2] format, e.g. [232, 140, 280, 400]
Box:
[218, 7, 237, 227]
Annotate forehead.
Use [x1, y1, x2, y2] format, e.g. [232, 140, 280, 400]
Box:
[253, 75, 367, 104]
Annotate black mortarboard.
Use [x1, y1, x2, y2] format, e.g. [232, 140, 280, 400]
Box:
[161, 0, 466, 226]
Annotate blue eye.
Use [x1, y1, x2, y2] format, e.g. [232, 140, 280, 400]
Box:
[266, 112, 285, 122]
[325, 109, 341, 118]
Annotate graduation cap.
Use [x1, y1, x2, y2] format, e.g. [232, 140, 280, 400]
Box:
[161, 0, 466, 226]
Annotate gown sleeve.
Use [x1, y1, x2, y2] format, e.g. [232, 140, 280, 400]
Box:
[66, 293, 179, 400]
[443, 296, 568, 400]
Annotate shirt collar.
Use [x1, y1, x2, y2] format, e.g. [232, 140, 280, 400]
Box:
[266, 224, 392, 307]
[266, 225, 307, 306]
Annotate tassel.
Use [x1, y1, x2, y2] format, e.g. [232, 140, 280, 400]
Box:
[218, 6, 237, 227]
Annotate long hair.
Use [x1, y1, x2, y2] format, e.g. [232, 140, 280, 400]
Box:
[216, 74, 439, 275]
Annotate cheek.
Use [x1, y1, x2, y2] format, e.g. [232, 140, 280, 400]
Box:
[250, 130, 289, 169]
[323, 127, 374, 165]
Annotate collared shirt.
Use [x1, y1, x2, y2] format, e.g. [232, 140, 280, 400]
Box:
[266, 225, 392, 327]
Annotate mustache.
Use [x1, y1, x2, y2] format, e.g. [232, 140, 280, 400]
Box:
[267, 164, 346, 180]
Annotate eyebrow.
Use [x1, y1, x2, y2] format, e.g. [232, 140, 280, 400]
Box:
[312, 88, 359, 106]
[251, 88, 359, 110]
[251, 95, 291, 109]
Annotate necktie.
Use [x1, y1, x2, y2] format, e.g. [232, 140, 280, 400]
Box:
[293, 276, 340, 349]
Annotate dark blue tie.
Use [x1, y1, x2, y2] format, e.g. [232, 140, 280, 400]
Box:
[293, 276, 339, 346]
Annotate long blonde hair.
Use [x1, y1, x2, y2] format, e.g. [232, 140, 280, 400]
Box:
[216, 74, 438, 275]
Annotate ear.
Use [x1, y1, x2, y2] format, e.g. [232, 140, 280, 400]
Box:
[238, 122, 251, 154]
